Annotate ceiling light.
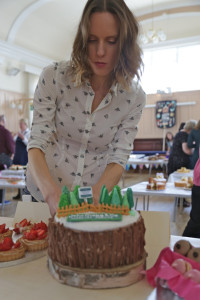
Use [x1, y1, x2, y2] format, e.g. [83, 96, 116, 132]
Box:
[7, 67, 20, 76]
[140, 1, 167, 45]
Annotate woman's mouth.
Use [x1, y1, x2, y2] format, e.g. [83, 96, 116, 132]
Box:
[95, 62, 106, 68]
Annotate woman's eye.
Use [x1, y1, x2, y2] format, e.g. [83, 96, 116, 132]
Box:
[108, 40, 117, 44]
[88, 39, 97, 43]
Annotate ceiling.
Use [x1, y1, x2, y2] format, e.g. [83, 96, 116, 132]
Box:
[0, 0, 200, 73]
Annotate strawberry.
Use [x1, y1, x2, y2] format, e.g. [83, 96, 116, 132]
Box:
[0, 224, 6, 233]
[2, 237, 14, 251]
[19, 219, 28, 227]
[23, 229, 37, 240]
[36, 229, 47, 240]
[13, 219, 32, 234]
[32, 221, 47, 232]
[13, 241, 21, 249]
[13, 226, 20, 234]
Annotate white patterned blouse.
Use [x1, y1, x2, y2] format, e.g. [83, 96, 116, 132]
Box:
[26, 61, 146, 201]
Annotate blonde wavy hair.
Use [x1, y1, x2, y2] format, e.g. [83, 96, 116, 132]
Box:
[70, 0, 143, 89]
[184, 120, 197, 131]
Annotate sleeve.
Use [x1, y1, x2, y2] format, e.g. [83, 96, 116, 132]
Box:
[187, 130, 195, 148]
[22, 130, 30, 146]
[5, 130, 15, 155]
[107, 85, 146, 169]
[27, 63, 58, 153]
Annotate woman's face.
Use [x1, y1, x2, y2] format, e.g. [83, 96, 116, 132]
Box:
[87, 12, 120, 80]
[167, 133, 173, 140]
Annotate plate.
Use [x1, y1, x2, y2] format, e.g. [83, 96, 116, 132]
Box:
[184, 187, 192, 191]
[146, 188, 166, 191]
[0, 249, 47, 268]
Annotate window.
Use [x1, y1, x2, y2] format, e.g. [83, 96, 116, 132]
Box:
[141, 44, 200, 94]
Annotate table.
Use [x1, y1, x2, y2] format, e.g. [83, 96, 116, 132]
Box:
[0, 211, 170, 300]
[168, 170, 194, 183]
[122, 182, 191, 222]
[127, 155, 168, 174]
[0, 213, 199, 300]
[0, 178, 25, 208]
[1, 169, 25, 178]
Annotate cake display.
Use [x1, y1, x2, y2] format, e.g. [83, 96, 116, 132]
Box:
[48, 185, 146, 289]
[146, 174, 166, 190]
[174, 176, 193, 189]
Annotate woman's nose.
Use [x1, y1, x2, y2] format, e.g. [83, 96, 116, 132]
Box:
[96, 41, 105, 56]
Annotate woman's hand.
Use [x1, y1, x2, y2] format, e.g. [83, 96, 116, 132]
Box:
[92, 184, 101, 206]
[28, 148, 62, 216]
[44, 184, 61, 216]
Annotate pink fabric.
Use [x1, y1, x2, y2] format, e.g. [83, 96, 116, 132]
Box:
[146, 247, 200, 300]
[193, 147, 200, 186]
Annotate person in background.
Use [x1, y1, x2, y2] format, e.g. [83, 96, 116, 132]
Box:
[167, 120, 196, 207]
[178, 122, 185, 131]
[187, 119, 200, 169]
[0, 114, 15, 203]
[182, 146, 200, 238]
[13, 118, 30, 166]
[12, 118, 30, 199]
[165, 131, 174, 155]
[167, 120, 196, 176]
[25, 0, 146, 216]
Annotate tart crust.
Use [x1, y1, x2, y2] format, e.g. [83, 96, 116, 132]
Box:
[20, 237, 48, 252]
[0, 244, 25, 262]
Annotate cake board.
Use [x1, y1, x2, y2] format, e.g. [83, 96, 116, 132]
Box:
[47, 254, 147, 289]
[0, 249, 47, 268]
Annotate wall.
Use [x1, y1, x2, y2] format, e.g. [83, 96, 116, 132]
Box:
[0, 65, 39, 132]
[137, 90, 200, 139]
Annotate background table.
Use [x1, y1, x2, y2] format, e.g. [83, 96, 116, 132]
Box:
[168, 170, 193, 183]
[0, 178, 25, 208]
[122, 182, 191, 222]
[1, 169, 25, 178]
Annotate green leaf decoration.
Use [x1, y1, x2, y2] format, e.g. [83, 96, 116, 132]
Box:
[122, 192, 130, 209]
[102, 188, 110, 205]
[73, 185, 80, 198]
[59, 193, 70, 209]
[62, 185, 69, 194]
[73, 185, 84, 204]
[99, 184, 106, 204]
[69, 191, 79, 207]
[127, 188, 134, 208]
[114, 185, 123, 205]
[110, 186, 121, 206]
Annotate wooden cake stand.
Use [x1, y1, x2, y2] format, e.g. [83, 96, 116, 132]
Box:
[47, 254, 147, 289]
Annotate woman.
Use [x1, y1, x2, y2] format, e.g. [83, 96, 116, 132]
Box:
[165, 131, 174, 155]
[13, 118, 30, 199]
[13, 118, 30, 166]
[187, 120, 200, 169]
[183, 145, 200, 238]
[26, 0, 146, 216]
[167, 120, 196, 176]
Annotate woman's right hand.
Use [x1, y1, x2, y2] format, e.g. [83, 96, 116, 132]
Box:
[28, 148, 62, 217]
[44, 184, 61, 216]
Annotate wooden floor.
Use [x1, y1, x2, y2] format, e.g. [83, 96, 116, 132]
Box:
[0, 166, 190, 236]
